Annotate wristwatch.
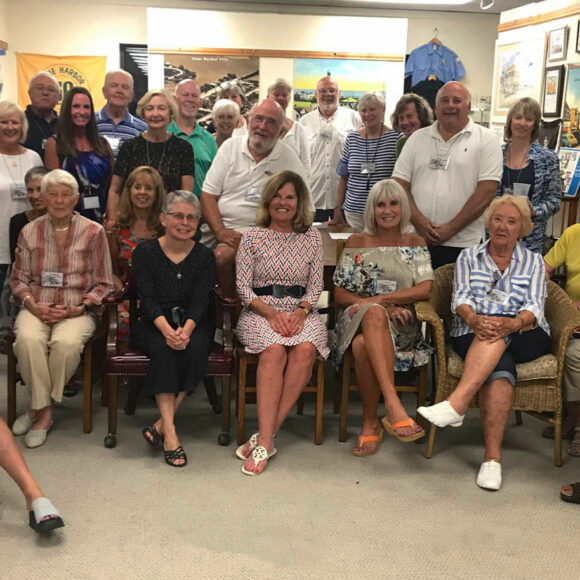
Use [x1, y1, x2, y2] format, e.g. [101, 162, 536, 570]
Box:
[297, 305, 310, 315]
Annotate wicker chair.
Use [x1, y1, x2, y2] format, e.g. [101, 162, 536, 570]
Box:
[415, 263, 580, 466]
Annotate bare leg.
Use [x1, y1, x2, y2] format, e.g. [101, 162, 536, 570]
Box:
[215, 244, 238, 298]
[479, 378, 514, 462]
[151, 392, 186, 436]
[30, 405, 52, 431]
[0, 417, 43, 509]
[156, 393, 185, 465]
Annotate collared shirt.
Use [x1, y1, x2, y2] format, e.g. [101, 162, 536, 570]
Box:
[393, 119, 503, 247]
[202, 136, 308, 231]
[96, 107, 147, 159]
[11, 213, 114, 306]
[283, 120, 311, 174]
[301, 107, 362, 210]
[23, 106, 57, 160]
[544, 223, 580, 302]
[450, 240, 549, 337]
[405, 42, 465, 86]
[168, 120, 218, 197]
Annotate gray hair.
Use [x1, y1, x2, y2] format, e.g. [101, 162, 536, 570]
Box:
[218, 80, 245, 100]
[267, 78, 292, 94]
[28, 71, 59, 90]
[104, 69, 134, 88]
[163, 190, 200, 215]
[211, 98, 240, 121]
[358, 92, 386, 114]
[363, 179, 411, 235]
[24, 166, 49, 185]
[41, 169, 80, 197]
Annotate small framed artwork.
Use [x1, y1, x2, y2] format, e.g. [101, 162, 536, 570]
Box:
[577, 21, 580, 53]
[542, 65, 565, 117]
[548, 26, 568, 61]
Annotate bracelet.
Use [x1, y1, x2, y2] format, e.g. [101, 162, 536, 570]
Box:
[297, 305, 310, 315]
[516, 314, 525, 334]
[22, 295, 33, 307]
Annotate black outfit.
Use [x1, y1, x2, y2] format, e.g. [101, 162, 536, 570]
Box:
[114, 135, 195, 194]
[429, 245, 464, 270]
[131, 239, 215, 395]
[500, 162, 535, 199]
[23, 106, 57, 160]
[9, 211, 30, 263]
[410, 78, 444, 115]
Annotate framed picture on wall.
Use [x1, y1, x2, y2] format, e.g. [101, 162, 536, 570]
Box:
[548, 26, 568, 62]
[576, 21, 580, 53]
[542, 65, 565, 117]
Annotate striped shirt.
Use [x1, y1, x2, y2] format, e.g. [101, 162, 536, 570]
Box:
[450, 240, 549, 337]
[11, 213, 114, 306]
[337, 130, 400, 215]
[96, 107, 147, 159]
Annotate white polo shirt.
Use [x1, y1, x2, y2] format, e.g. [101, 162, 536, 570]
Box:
[201, 136, 308, 231]
[301, 107, 362, 210]
[392, 119, 503, 248]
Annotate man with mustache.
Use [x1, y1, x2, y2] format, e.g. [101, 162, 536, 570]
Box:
[301, 76, 362, 222]
[201, 99, 307, 296]
[393, 81, 503, 268]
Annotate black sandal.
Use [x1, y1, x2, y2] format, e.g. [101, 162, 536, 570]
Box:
[560, 482, 580, 504]
[164, 445, 187, 468]
[142, 425, 164, 448]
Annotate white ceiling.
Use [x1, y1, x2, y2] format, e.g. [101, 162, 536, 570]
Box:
[202, 0, 531, 15]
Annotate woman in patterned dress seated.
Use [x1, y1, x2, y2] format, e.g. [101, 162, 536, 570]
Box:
[235, 170, 329, 475]
[334, 179, 433, 456]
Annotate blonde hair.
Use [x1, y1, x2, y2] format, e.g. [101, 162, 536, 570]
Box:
[0, 101, 28, 142]
[136, 89, 177, 121]
[256, 171, 314, 233]
[363, 179, 411, 235]
[484, 195, 533, 238]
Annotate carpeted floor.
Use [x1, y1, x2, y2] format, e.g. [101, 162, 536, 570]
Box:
[1, 359, 578, 579]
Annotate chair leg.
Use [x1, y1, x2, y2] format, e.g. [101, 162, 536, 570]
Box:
[425, 424, 437, 459]
[237, 357, 247, 445]
[554, 410, 563, 467]
[101, 380, 109, 407]
[515, 410, 523, 425]
[83, 345, 93, 433]
[204, 377, 222, 414]
[106, 375, 118, 447]
[219, 376, 232, 446]
[415, 366, 428, 432]
[339, 353, 351, 442]
[124, 378, 140, 415]
[314, 359, 324, 445]
[7, 350, 17, 427]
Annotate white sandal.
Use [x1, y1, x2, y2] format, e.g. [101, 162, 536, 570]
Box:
[236, 433, 277, 460]
[29, 497, 65, 534]
[241, 446, 275, 476]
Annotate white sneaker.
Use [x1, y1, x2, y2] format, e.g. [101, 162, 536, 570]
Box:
[417, 400, 465, 428]
[476, 460, 502, 490]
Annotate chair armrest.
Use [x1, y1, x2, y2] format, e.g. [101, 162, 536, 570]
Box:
[213, 284, 240, 308]
[102, 283, 131, 305]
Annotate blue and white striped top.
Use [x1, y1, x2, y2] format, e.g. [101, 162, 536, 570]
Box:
[450, 240, 550, 337]
[337, 130, 399, 215]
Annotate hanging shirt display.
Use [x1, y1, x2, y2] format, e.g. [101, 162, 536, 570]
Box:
[405, 42, 465, 86]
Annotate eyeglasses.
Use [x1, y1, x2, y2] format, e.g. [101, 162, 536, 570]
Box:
[252, 115, 278, 128]
[166, 212, 199, 223]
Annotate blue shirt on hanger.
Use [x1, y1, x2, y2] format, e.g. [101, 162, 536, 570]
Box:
[405, 42, 465, 86]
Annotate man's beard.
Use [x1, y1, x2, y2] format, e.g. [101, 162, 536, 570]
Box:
[249, 134, 276, 155]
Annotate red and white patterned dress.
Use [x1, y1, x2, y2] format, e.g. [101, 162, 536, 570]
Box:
[236, 226, 329, 357]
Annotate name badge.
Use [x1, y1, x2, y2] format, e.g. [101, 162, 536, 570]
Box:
[104, 135, 121, 152]
[245, 187, 261, 202]
[11, 181, 27, 200]
[83, 196, 100, 210]
[376, 279, 397, 294]
[42, 271, 64, 288]
[512, 183, 530, 197]
[429, 156, 449, 170]
[487, 289, 509, 305]
[42, 138, 48, 151]
[360, 162, 375, 176]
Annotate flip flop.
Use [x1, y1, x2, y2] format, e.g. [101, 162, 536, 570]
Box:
[29, 498, 65, 534]
[352, 430, 384, 457]
[142, 425, 164, 448]
[164, 445, 187, 468]
[236, 433, 277, 460]
[241, 445, 275, 476]
[560, 482, 580, 504]
[381, 416, 425, 443]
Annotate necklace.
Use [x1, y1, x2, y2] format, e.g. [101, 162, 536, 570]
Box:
[363, 126, 384, 191]
[505, 142, 529, 194]
[54, 225, 70, 232]
[145, 134, 168, 173]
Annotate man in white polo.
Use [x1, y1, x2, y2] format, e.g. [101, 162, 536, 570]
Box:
[301, 76, 362, 222]
[201, 98, 307, 295]
[393, 81, 503, 269]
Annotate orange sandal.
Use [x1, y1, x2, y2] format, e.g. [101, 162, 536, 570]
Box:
[381, 416, 425, 443]
[352, 430, 384, 457]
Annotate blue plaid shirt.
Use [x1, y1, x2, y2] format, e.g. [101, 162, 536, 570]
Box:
[451, 240, 549, 337]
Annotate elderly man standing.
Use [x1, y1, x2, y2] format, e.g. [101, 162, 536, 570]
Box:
[23, 72, 60, 160]
[201, 99, 307, 295]
[169, 79, 217, 197]
[95, 70, 146, 159]
[301, 76, 362, 222]
[393, 81, 503, 269]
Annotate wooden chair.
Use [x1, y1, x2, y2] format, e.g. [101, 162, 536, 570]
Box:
[417, 263, 580, 466]
[102, 281, 236, 448]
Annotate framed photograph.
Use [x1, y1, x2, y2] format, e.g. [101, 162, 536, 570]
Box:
[548, 26, 568, 62]
[576, 21, 580, 53]
[542, 65, 565, 117]
[559, 148, 580, 197]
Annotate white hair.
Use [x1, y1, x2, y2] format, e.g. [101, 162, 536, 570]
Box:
[29, 71, 59, 90]
[104, 69, 134, 88]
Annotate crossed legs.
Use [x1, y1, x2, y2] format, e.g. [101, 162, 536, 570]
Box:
[150, 392, 187, 466]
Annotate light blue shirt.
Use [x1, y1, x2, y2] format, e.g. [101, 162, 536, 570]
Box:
[450, 240, 550, 337]
[405, 43, 465, 87]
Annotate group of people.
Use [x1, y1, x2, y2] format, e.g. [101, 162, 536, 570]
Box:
[1, 67, 579, 534]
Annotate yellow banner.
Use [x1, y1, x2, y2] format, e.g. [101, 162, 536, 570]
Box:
[17, 53, 107, 112]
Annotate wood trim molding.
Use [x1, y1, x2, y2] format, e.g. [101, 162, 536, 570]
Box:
[149, 47, 403, 62]
[498, 3, 580, 32]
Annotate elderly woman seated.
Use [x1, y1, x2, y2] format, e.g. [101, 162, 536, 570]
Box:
[10, 169, 113, 448]
[235, 171, 329, 476]
[334, 179, 433, 455]
[131, 190, 215, 468]
[418, 195, 551, 490]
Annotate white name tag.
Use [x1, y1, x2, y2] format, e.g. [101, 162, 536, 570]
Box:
[42, 271, 64, 287]
[487, 289, 509, 305]
[376, 279, 397, 294]
[11, 181, 27, 200]
[245, 187, 261, 202]
[512, 183, 530, 197]
[360, 162, 375, 176]
[83, 196, 100, 210]
[104, 135, 121, 152]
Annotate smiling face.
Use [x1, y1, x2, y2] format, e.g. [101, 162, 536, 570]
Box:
[435, 82, 470, 135]
[374, 195, 402, 232]
[223, 88, 243, 110]
[103, 71, 133, 110]
[489, 203, 523, 248]
[315, 77, 340, 118]
[268, 88, 291, 111]
[160, 201, 200, 241]
[28, 74, 59, 113]
[43, 183, 78, 220]
[510, 107, 535, 142]
[175, 80, 202, 120]
[26, 177, 46, 212]
[248, 100, 284, 155]
[397, 102, 421, 137]
[70, 93, 92, 128]
[359, 100, 383, 132]
[268, 181, 298, 227]
[214, 111, 237, 136]
[130, 172, 156, 211]
[143, 95, 172, 131]
[0, 110, 24, 147]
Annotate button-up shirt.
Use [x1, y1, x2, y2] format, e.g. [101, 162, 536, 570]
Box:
[451, 240, 549, 337]
[301, 107, 362, 210]
[96, 107, 147, 159]
[405, 42, 465, 87]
